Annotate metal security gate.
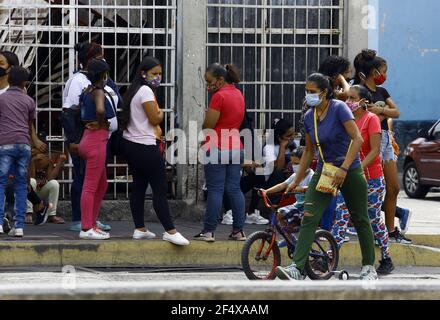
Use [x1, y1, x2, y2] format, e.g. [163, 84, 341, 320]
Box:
[206, 0, 345, 131]
[0, 0, 177, 199]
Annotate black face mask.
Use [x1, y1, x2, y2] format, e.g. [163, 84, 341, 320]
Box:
[0, 67, 8, 78]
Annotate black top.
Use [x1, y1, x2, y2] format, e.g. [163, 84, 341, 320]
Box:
[366, 86, 391, 131]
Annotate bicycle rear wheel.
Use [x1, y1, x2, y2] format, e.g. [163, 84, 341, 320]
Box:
[241, 231, 281, 280]
[305, 230, 339, 280]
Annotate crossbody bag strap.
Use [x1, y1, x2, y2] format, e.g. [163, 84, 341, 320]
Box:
[313, 108, 326, 163]
[314, 107, 354, 166]
[103, 89, 117, 117]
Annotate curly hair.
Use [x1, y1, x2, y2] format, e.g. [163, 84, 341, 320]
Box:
[318, 55, 351, 79]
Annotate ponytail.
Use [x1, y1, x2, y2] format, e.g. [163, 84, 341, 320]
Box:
[207, 63, 241, 84]
[225, 64, 241, 84]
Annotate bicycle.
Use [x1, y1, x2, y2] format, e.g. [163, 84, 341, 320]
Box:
[241, 189, 349, 280]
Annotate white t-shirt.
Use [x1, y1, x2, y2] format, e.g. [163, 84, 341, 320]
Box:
[284, 168, 315, 188]
[123, 85, 158, 146]
[0, 85, 9, 95]
[62, 72, 119, 134]
[262, 144, 293, 180]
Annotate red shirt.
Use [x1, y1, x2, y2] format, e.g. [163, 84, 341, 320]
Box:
[356, 111, 383, 180]
[204, 84, 245, 151]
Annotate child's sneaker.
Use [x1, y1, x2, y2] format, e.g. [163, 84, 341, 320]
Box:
[9, 228, 24, 238]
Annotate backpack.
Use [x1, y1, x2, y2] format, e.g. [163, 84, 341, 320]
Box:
[60, 91, 86, 145]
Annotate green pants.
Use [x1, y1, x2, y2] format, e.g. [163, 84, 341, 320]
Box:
[293, 167, 375, 270]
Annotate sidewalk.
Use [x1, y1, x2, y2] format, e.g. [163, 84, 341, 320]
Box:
[0, 191, 438, 269]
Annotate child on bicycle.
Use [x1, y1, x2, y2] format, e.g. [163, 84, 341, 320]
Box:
[259, 147, 314, 229]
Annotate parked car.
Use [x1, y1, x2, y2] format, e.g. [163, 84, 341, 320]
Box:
[403, 119, 440, 199]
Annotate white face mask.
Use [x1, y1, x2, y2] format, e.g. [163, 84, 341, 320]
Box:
[292, 165, 300, 173]
[305, 92, 323, 107]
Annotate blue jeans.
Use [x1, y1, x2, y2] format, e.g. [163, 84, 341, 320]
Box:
[204, 149, 245, 233]
[71, 154, 85, 223]
[381, 130, 396, 162]
[0, 144, 31, 229]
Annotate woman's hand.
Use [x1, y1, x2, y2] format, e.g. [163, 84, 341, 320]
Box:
[332, 168, 348, 188]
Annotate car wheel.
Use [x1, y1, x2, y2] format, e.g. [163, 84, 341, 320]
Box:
[403, 162, 430, 199]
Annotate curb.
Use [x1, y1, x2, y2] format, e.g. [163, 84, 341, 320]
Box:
[1, 240, 439, 268]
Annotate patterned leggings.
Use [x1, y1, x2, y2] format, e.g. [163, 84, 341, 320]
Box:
[332, 176, 390, 260]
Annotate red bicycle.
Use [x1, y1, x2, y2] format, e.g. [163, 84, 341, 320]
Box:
[241, 189, 347, 280]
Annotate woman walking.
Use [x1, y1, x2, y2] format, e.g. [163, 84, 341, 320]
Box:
[121, 56, 189, 246]
[332, 85, 395, 275]
[276, 73, 377, 281]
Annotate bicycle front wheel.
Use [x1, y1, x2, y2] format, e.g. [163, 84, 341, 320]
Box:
[241, 231, 281, 280]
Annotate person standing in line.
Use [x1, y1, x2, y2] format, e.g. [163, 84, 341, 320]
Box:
[78, 59, 114, 240]
[121, 56, 189, 246]
[0, 67, 36, 237]
[62, 42, 118, 233]
[195, 63, 246, 242]
[354, 49, 411, 244]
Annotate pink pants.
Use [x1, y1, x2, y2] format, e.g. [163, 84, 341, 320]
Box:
[79, 129, 109, 230]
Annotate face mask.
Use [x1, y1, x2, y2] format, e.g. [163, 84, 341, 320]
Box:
[292, 165, 300, 173]
[0, 67, 8, 78]
[374, 71, 387, 86]
[305, 92, 322, 107]
[207, 80, 220, 93]
[346, 101, 362, 112]
[145, 75, 161, 89]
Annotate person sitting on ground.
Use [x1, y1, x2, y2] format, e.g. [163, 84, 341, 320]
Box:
[26, 151, 67, 225]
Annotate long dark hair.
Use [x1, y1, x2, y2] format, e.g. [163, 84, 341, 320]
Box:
[353, 49, 387, 84]
[272, 118, 293, 145]
[120, 56, 162, 130]
[206, 63, 241, 84]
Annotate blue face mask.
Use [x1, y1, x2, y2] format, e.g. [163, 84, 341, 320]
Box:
[305, 92, 323, 107]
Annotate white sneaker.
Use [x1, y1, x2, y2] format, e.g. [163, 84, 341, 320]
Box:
[133, 229, 156, 240]
[9, 228, 24, 238]
[344, 236, 350, 243]
[221, 210, 233, 225]
[0, 225, 3, 234]
[163, 232, 190, 246]
[79, 228, 110, 240]
[360, 265, 379, 281]
[245, 210, 269, 225]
